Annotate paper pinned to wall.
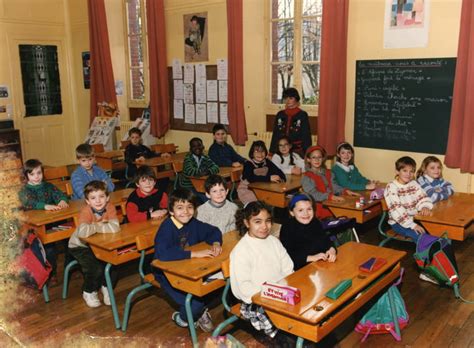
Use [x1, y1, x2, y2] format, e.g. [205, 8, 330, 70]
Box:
[217, 58, 228, 80]
[184, 64, 195, 83]
[220, 103, 228, 125]
[207, 80, 218, 101]
[196, 81, 207, 103]
[172, 58, 183, 79]
[174, 99, 183, 119]
[184, 83, 194, 104]
[195, 104, 207, 124]
[174, 80, 184, 100]
[218, 80, 228, 102]
[185, 104, 195, 124]
[207, 102, 218, 123]
[196, 63, 207, 82]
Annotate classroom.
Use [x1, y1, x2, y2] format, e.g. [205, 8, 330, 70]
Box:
[1, 0, 473, 347]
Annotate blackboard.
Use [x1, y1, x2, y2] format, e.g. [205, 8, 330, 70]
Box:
[354, 58, 456, 154]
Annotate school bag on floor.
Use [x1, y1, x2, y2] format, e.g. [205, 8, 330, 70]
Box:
[16, 229, 52, 290]
[355, 270, 408, 342]
[321, 217, 357, 246]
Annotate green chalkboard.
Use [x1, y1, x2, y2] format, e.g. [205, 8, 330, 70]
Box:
[354, 58, 456, 154]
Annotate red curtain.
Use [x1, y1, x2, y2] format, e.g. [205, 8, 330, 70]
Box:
[226, 0, 248, 145]
[87, 0, 117, 122]
[146, 0, 170, 138]
[445, 0, 474, 172]
[316, 0, 349, 155]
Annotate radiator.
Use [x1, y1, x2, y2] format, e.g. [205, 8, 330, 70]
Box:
[118, 121, 135, 142]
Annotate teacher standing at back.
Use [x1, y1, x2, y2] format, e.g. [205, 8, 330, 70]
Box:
[269, 88, 312, 158]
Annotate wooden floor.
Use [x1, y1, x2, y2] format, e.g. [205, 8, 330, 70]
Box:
[5, 220, 474, 347]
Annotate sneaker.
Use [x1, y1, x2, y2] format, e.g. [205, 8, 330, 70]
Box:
[197, 309, 214, 332]
[419, 273, 439, 285]
[172, 311, 189, 328]
[101, 286, 111, 306]
[82, 291, 101, 308]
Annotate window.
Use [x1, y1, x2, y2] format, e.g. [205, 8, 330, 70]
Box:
[269, 0, 322, 107]
[124, 0, 149, 107]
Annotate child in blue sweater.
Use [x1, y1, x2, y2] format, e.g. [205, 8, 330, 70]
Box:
[153, 188, 223, 332]
[416, 156, 454, 203]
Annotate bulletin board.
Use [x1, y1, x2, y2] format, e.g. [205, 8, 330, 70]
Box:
[168, 65, 227, 133]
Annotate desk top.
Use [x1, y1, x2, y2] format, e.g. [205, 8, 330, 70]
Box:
[416, 192, 474, 228]
[138, 152, 187, 167]
[252, 242, 406, 325]
[152, 231, 240, 281]
[23, 188, 133, 226]
[248, 174, 302, 193]
[323, 191, 381, 212]
[95, 150, 124, 159]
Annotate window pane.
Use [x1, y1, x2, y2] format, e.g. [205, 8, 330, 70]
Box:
[128, 35, 144, 68]
[271, 0, 294, 19]
[301, 64, 319, 105]
[271, 64, 294, 103]
[303, 0, 322, 16]
[302, 18, 322, 61]
[130, 68, 145, 100]
[271, 20, 294, 62]
[127, 0, 142, 35]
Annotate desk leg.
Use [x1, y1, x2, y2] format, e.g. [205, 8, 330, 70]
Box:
[105, 263, 121, 329]
[387, 286, 401, 340]
[296, 337, 304, 348]
[185, 293, 199, 348]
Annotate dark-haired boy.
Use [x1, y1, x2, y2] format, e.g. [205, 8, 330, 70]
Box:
[153, 188, 222, 332]
[208, 124, 245, 167]
[197, 174, 238, 234]
[124, 127, 159, 179]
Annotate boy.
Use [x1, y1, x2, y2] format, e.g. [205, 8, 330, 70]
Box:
[71, 143, 114, 200]
[68, 181, 120, 307]
[208, 123, 245, 167]
[197, 174, 238, 234]
[126, 165, 168, 222]
[124, 127, 159, 179]
[178, 138, 219, 200]
[153, 188, 222, 332]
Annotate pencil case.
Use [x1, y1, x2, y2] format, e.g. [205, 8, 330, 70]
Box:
[325, 279, 352, 300]
[261, 282, 301, 305]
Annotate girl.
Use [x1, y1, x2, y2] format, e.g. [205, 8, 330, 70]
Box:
[416, 156, 454, 203]
[384, 156, 433, 242]
[230, 201, 294, 341]
[271, 136, 305, 175]
[237, 141, 286, 205]
[280, 194, 336, 271]
[332, 142, 377, 190]
[302, 145, 359, 220]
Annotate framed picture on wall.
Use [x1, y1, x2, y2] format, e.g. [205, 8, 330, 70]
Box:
[184, 12, 209, 62]
[82, 51, 90, 89]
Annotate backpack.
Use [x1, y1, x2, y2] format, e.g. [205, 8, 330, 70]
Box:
[16, 229, 52, 290]
[321, 217, 357, 246]
[355, 270, 408, 342]
[413, 234, 459, 286]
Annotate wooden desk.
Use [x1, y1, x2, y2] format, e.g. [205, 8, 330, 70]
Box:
[415, 192, 474, 241]
[248, 174, 302, 208]
[95, 150, 125, 172]
[252, 242, 406, 344]
[152, 231, 240, 347]
[323, 192, 383, 224]
[83, 218, 163, 330]
[137, 152, 187, 179]
[190, 166, 242, 193]
[22, 189, 133, 244]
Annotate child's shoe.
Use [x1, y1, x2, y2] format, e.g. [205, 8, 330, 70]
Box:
[172, 311, 189, 328]
[419, 273, 439, 285]
[197, 308, 214, 332]
[82, 291, 101, 308]
[101, 286, 111, 306]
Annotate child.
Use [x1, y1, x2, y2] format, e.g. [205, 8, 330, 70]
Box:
[332, 142, 377, 191]
[302, 145, 359, 220]
[154, 188, 222, 332]
[271, 136, 305, 175]
[237, 141, 286, 205]
[384, 156, 433, 243]
[208, 123, 246, 167]
[68, 181, 120, 307]
[280, 194, 336, 271]
[269, 88, 312, 157]
[416, 156, 454, 203]
[71, 143, 114, 200]
[230, 201, 294, 341]
[197, 174, 238, 234]
[178, 137, 219, 199]
[125, 165, 168, 223]
[19, 159, 70, 283]
[124, 127, 159, 179]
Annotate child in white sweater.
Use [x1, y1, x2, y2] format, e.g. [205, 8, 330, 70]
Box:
[230, 201, 294, 340]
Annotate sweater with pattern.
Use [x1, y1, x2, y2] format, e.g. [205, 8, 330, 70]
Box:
[197, 200, 238, 234]
[178, 153, 219, 189]
[417, 175, 454, 203]
[19, 181, 68, 210]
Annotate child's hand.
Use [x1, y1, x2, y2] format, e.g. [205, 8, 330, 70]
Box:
[151, 209, 167, 219]
[326, 247, 337, 262]
[308, 253, 327, 262]
[331, 195, 345, 203]
[191, 249, 215, 258]
[347, 190, 360, 196]
[58, 200, 69, 209]
[291, 166, 302, 175]
[419, 207, 431, 216]
[161, 152, 171, 158]
[365, 182, 376, 190]
[210, 242, 222, 256]
[232, 162, 242, 168]
[45, 204, 61, 211]
[270, 175, 282, 183]
[413, 224, 425, 234]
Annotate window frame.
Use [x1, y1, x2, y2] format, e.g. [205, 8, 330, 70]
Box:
[265, 0, 321, 116]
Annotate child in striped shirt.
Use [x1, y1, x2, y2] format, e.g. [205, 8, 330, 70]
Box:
[416, 156, 454, 203]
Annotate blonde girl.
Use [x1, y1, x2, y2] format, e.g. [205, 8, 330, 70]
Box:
[416, 156, 454, 203]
